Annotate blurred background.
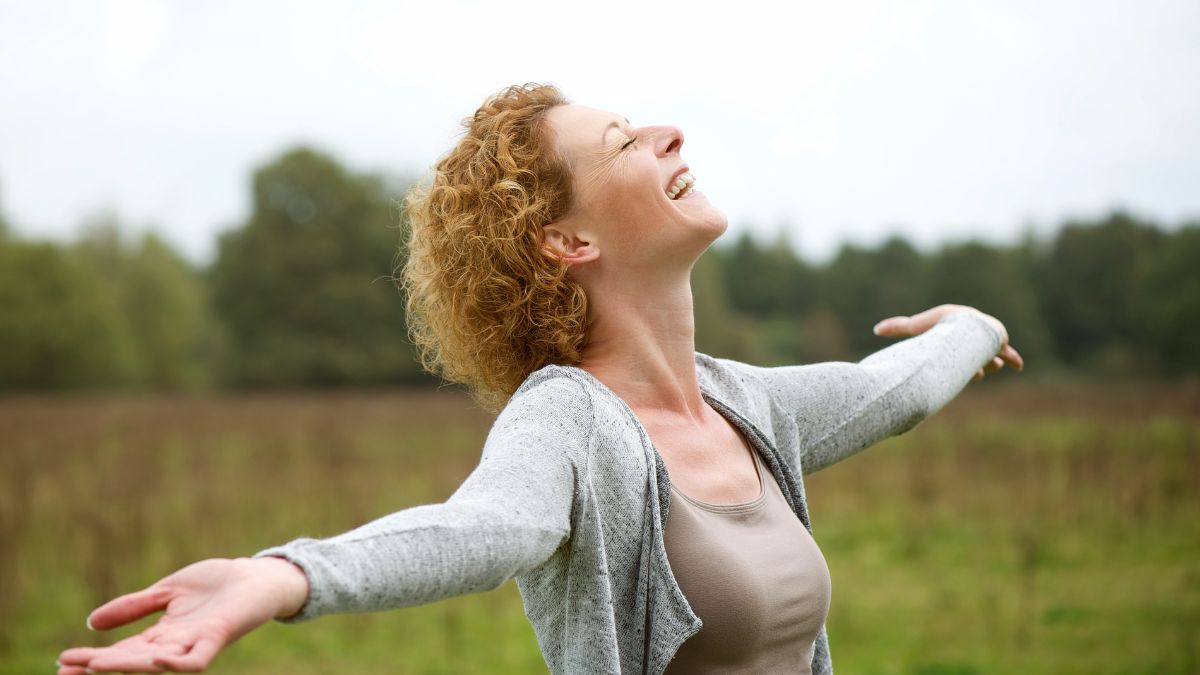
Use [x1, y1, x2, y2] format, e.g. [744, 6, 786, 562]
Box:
[2, 1, 1197, 673]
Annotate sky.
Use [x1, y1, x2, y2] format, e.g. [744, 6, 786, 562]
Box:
[1, 0, 1198, 265]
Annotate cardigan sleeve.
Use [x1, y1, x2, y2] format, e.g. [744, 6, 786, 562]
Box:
[725, 311, 1003, 474]
[250, 375, 588, 623]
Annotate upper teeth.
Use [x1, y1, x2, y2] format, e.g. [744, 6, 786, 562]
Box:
[667, 172, 696, 200]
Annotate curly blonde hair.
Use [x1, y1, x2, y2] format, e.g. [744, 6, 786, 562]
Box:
[398, 83, 588, 412]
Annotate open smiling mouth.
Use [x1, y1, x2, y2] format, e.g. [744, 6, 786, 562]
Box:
[667, 172, 696, 200]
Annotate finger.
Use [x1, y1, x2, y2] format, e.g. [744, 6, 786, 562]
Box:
[906, 306, 958, 335]
[984, 356, 1004, 373]
[88, 585, 170, 631]
[59, 641, 184, 667]
[70, 633, 155, 658]
[83, 653, 165, 673]
[1000, 344, 1024, 371]
[59, 647, 115, 665]
[872, 316, 912, 337]
[153, 636, 223, 672]
[57, 666, 89, 675]
[973, 368, 984, 382]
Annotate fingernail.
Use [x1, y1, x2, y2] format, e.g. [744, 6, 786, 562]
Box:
[872, 324, 882, 335]
[55, 659, 62, 668]
[86, 615, 94, 631]
[86, 669, 95, 674]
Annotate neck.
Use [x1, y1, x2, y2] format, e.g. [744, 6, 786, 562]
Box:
[575, 267, 705, 422]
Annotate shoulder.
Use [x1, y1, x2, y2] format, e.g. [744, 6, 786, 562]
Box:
[512, 363, 594, 405]
[498, 364, 594, 426]
[496, 363, 673, 480]
[694, 352, 778, 419]
[695, 351, 765, 396]
[460, 366, 600, 494]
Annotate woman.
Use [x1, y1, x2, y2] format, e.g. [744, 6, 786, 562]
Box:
[57, 83, 1022, 675]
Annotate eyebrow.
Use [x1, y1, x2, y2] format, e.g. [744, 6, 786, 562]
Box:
[601, 117, 632, 143]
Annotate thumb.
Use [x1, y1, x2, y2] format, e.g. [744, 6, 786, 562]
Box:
[872, 316, 912, 337]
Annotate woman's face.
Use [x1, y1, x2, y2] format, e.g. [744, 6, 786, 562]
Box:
[542, 104, 727, 277]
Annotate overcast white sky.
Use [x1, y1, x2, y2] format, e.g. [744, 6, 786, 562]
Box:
[2, 0, 1198, 265]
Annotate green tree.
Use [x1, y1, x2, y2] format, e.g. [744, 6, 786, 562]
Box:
[792, 308, 854, 363]
[0, 181, 10, 240]
[209, 146, 420, 387]
[0, 240, 134, 389]
[717, 230, 814, 318]
[928, 240, 1052, 368]
[73, 216, 218, 389]
[1137, 223, 1200, 373]
[120, 233, 219, 389]
[692, 248, 755, 361]
[817, 235, 930, 357]
[1044, 211, 1164, 372]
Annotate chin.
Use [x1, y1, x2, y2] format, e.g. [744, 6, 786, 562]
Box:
[713, 211, 729, 235]
[688, 215, 727, 256]
[703, 209, 729, 239]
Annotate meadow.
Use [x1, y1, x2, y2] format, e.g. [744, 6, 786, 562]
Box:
[2, 378, 1197, 674]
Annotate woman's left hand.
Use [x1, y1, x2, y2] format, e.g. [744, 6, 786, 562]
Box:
[871, 304, 1025, 381]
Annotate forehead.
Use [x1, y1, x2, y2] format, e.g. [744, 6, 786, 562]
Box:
[547, 104, 628, 155]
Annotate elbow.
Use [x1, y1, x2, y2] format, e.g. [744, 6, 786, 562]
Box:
[900, 366, 965, 433]
[448, 499, 572, 582]
[457, 522, 569, 596]
[504, 523, 571, 579]
[854, 365, 941, 440]
[894, 402, 933, 437]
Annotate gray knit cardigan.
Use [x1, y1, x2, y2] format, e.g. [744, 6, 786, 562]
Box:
[253, 311, 1004, 674]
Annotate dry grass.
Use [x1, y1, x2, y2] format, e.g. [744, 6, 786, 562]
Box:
[1, 378, 1197, 673]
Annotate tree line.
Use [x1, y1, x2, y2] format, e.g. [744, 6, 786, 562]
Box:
[1, 146, 1196, 393]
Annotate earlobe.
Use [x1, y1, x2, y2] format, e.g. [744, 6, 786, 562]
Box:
[542, 224, 599, 266]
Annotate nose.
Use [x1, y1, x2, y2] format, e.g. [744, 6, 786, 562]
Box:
[652, 125, 684, 156]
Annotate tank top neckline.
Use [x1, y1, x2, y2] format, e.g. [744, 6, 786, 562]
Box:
[669, 445, 768, 514]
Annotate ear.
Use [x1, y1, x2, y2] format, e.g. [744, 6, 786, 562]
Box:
[542, 223, 599, 266]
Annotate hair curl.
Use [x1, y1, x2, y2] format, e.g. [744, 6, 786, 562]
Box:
[398, 82, 588, 412]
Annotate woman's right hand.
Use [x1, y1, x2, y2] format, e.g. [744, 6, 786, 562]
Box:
[872, 303, 1024, 381]
[57, 556, 310, 673]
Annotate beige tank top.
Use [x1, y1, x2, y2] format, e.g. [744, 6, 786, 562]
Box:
[662, 444, 832, 674]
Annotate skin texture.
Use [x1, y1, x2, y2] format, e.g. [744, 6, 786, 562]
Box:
[58, 103, 1022, 674]
[57, 558, 308, 674]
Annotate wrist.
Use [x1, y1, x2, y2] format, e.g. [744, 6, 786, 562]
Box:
[938, 306, 1007, 347]
[247, 556, 310, 620]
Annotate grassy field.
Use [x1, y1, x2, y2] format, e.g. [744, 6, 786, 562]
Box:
[2, 379, 1197, 674]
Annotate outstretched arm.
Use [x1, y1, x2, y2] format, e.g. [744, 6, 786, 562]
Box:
[58, 375, 587, 673]
[727, 306, 1022, 475]
[252, 375, 584, 621]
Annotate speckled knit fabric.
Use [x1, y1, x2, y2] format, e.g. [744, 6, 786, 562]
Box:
[252, 311, 1003, 675]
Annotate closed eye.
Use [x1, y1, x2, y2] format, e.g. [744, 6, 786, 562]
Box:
[621, 136, 637, 150]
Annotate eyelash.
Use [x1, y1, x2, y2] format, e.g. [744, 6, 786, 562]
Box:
[621, 136, 637, 150]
